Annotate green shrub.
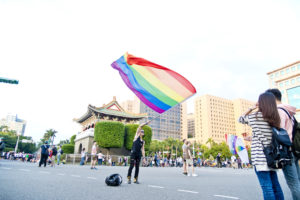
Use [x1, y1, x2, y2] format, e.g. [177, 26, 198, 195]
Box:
[62, 144, 74, 154]
[125, 124, 152, 151]
[94, 121, 125, 148]
[4, 147, 14, 152]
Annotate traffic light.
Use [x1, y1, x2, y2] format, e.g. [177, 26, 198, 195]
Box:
[0, 77, 19, 85]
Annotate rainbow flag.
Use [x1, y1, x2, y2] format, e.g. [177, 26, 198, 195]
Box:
[111, 53, 196, 113]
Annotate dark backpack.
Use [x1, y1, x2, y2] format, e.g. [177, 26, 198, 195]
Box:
[60, 149, 63, 155]
[262, 127, 293, 169]
[278, 108, 300, 158]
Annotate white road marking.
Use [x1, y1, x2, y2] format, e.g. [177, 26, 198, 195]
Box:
[39, 171, 50, 174]
[214, 195, 240, 199]
[71, 175, 80, 178]
[58, 173, 65, 176]
[178, 189, 199, 194]
[87, 177, 97, 180]
[148, 185, 164, 189]
[0, 167, 11, 170]
[19, 169, 30, 172]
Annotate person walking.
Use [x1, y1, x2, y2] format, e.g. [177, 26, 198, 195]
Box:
[186, 141, 197, 177]
[80, 148, 86, 165]
[97, 151, 103, 166]
[182, 139, 188, 175]
[267, 88, 300, 200]
[216, 153, 222, 168]
[57, 145, 63, 165]
[51, 145, 57, 167]
[39, 141, 49, 167]
[127, 122, 148, 184]
[237, 157, 242, 169]
[91, 141, 98, 170]
[239, 92, 284, 200]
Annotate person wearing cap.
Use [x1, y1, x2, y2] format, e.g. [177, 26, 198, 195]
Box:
[127, 122, 148, 184]
[39, 141, 50, 167]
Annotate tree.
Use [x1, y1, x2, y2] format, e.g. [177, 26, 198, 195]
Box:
[41, 129, 57, 144]
[206, 138, 216, 147]
[70, 135, 76, 145]
[58, 139, 70, 145]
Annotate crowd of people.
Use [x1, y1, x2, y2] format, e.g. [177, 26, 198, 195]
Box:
[1, 88, 299, 199]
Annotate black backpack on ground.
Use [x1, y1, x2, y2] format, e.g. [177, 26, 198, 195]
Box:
[262, 127, 293, 169]
[278, 108, 300, 158]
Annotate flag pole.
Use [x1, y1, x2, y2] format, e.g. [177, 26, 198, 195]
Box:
[146, 93, 197, 124]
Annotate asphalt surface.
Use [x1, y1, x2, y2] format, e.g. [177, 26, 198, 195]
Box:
[0, 160, 292, 200]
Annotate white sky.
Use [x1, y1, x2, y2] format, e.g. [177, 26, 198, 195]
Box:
[1, 0, 299, 143]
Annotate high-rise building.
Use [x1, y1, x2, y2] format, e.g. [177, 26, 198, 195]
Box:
[0, 114, 26, 136]
[193, 95, 254, 144]
[180, 102, 188, 140]
[134, 96, 181, 140]
[121, 100, 134, 113]
[267, 61, 300, 121]
[187, 113, 195, 138]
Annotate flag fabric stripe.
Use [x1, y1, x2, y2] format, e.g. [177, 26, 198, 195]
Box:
[111, 61, 166, 113]
[129, 66, 178, 106]
[127, 54, 196, 93]
[114, 57, 171, 111]
[131, 64, 184, 102]
[145, 66, 193, 98]
[112, 53, 196, 113]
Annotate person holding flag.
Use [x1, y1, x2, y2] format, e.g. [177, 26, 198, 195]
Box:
[127, 122, 148, 184]
[112, 53, 196, 183]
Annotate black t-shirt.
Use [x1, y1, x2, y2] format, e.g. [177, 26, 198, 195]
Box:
[52, 147, 57, 156]
[131, 137, 144, 157]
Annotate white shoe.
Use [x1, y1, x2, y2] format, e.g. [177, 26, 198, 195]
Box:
[192, 174, 198, 177]
[187, 174, 191, 176]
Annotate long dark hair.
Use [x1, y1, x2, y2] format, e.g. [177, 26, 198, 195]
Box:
[258, 92, 281, 128]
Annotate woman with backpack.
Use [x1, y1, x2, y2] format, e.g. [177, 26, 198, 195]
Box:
[239, 92, 284, 200]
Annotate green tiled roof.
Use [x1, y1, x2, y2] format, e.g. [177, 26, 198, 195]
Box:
[74, 101, 147, 123]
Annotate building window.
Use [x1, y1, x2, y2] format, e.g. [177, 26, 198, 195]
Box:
[298, 64, 300, 70]
[286, 68, 290, 74]
[297, 77, 300, 83]
[270, 74, 274, 79]
[281, 70, 285, 75]
[285, 80, 289, 86]
[292, 66, 296, 71]
[291, 79, 295, 85]
[276, 72, 279, 77]
[279, 82, 284, 87]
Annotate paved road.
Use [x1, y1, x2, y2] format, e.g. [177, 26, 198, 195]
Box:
[0, 160, 292, 200]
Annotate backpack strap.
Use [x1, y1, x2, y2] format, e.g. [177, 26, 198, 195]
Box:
[278, 107, 295, 125]
[278, 107, 292, 119]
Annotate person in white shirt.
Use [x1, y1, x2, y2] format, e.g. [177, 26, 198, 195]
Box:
[80, 148, 86, 165]
[91, 141, 98, 170]
[97, 151, 103, 166]
[231, 155, 237, 169]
